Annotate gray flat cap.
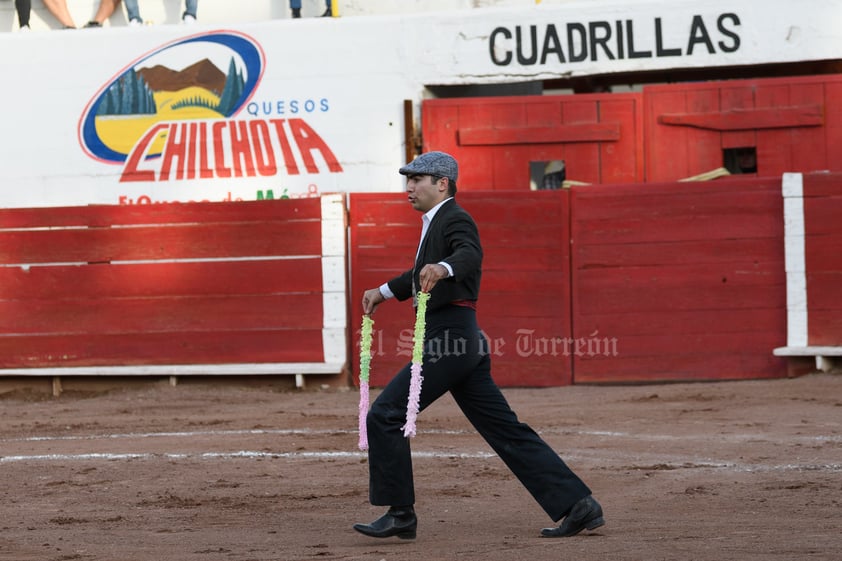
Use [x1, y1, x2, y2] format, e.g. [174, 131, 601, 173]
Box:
[399, 151, 458, 184]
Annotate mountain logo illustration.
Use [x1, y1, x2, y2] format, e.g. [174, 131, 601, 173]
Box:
[79, 31, 264, 164]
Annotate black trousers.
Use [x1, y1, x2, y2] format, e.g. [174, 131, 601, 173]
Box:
[365, 305, 591, 522]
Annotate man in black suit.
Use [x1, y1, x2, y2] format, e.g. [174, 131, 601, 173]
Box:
[354, 151, 604, 540]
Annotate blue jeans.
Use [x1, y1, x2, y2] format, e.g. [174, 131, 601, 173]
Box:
[289, 0, 330, 9]
[124, 0, 198, 22]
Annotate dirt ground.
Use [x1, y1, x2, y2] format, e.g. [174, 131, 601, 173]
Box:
[0, 371, 840, 561]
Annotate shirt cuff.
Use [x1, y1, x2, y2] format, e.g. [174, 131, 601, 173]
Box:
[438, 261, 454, 277]
[379, 282, 395, 299]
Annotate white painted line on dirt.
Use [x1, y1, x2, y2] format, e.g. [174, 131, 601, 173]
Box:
[1, 450, 840, 474]
[0, 450, 496, 463]
[3, 427, 839, 444]
[2, 428, 362, 442]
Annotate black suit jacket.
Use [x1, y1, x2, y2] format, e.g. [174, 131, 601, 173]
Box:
[387, 198, 483, 313]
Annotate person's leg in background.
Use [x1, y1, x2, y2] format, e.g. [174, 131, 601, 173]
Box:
[15, 0, 32, 29]
[182, 0, 198, 22]
[122, 0, 142, 24]
[290, 0, 302, 18]
[43, 0, 78, 28]
[83, 0, 119, 27]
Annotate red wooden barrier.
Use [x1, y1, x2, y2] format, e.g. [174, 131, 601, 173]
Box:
[348, 191, 573, 387]
[0, 196, 347, 386]
[570, 177, 789, 383]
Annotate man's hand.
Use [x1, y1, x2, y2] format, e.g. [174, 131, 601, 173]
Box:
[362, 287, 386, 315]
[418, 263, 448, 293]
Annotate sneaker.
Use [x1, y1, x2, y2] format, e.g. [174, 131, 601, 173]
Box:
[322, 7, 332, 17]
[84, 21, 101, 28]
[19, 24, 31, 32]
[182, 14, 196, 24]
[128, 18, 143, 27]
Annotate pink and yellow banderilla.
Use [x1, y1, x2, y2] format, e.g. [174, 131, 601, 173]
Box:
[357, 314, 374, 451]
[358, 292, 430, 450]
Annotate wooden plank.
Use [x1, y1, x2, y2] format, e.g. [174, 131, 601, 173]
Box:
[479, 317, 569, 337]
[463, 193, 569, 222]
[755, 84, 795, 175]
[349, 225, 419, 249]
[481, 270, 567, 293]
[0, 221, 322, 264]
[598, 97, 644, 183]
[571, 181, 782, 224]
[824, 82, 842, 172]
[808, 311, 842, 346]
[573, 352, 788, 383]
[718, 85, 757, 150]
[576, 262, 785, 291]
[348, 196, 413, 224]
[484, 246, 568, 271]
[572, 331, 784, 360]
[0, 293, 324, 334]
[561, 99, 601, 184]
[575, 238, 784, 268]
[799, 171, 839, 348]
[576, 308, 785, 337]
[788, 83, 828, 173]
[458, 123, 620, 145]
[803, 172, 842, 199]
[478, 291, 566, 318]
[0, 199, 321, 229]
[645, 90, 690, 181]
[0, 259, 323, 299]
[489, 101, 529, 190]
[571, 331, 785, 360]
[805, 235, 842, 270]
[806, 272, 842, 309]
[685, 87, 728, 178]
[657, 105, 823, 131]
[575, 283, 784, 315]
[0, 329, 326, 368]
[574, 211, 783, 244]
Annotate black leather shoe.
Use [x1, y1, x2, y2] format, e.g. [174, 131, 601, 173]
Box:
[353, 507, 417, 539]
[541, 495, 604, 537]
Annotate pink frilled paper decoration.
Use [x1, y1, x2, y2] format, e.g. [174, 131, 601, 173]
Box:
[402, 291, 430, 438]
[357, 314, 374, 451]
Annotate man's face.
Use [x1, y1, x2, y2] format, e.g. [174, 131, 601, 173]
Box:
[405, 174, 446, 212]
